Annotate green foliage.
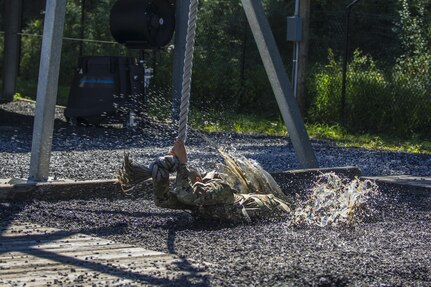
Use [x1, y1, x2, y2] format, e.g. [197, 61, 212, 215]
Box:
[189, 111, 431, 154]
[309, 48, 431, 138]
[12, 0, 431, 140]
[18, 0, 125, 103]
[186, 0, 289, 115]
[15, 79, 69, 106]
[189, 110, 287, 136]
[191, 0, 248, 112]
[306, 123, 431, 154]
[308, 49, 342, 124]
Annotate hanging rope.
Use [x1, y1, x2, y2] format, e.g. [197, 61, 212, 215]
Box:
[178, 0, 199, 143]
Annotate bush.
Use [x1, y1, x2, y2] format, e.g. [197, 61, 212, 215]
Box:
[309, 49, 431, 138]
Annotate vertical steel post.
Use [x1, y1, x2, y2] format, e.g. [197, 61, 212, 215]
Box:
[292, 0, 300, 98]
[29, 0, 67, 182]
[341, 0, 362, 124]
[297, 0, 310, 115]
[1, 0, 23, 103]
[79, 0, 86, 57]
[172, 0, 191, 122]
[341, 9, 351, 125]
[241, 0, 318, 168]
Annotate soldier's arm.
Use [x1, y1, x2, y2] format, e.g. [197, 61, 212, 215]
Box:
[153, 175, 189, 210]
[174, 164, 235, 206]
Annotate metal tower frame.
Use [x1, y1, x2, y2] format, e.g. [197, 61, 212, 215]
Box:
[15, 0, 317, 181]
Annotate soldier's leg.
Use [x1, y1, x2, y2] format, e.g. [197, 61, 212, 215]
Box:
[238, 194, 291, 219]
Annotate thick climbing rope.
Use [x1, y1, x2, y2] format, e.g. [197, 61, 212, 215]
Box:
[177, 0, 199, 143]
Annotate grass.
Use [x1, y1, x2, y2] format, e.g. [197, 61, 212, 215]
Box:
[307, 123, 431, 154]
[15, 78, 70, 106]
[10, 80, 430, 155]
[190, 111, 288, 136]
[189, 111, 431, 154]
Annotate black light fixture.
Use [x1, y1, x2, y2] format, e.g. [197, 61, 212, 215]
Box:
[110, 0, 176, 49]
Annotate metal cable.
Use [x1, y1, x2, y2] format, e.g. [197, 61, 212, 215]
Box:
[16, 32, 119, 44]
[177, 0, 199, 143]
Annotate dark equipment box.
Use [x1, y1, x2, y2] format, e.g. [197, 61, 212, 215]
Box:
[110, 0, 175, 49]
[64, 56, 145, 125]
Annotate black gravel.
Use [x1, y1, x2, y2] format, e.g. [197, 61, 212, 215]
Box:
[1, 101, 431, 286]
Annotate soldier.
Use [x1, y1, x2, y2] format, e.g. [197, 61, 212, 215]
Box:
[118, 139, 291, 223]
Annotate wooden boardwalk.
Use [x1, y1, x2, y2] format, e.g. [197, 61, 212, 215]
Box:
[0, 220, 208, 286]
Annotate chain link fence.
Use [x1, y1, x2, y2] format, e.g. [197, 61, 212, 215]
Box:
[307, 1, 431, 138]
[1, 1, 430, 138]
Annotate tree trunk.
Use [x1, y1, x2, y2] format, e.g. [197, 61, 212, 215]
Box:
[1, 0, 23, 103]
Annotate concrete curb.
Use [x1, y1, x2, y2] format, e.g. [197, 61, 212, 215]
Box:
[363, 175, 431, 197]
[272, 166, 361, 194]
[363, 175, 431, 190]
[0, 179, 123, 201]
[1, 166, 362, 201]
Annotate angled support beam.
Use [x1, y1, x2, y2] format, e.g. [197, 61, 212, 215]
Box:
[241, 0, 318, 168]
[29, 0, 67, 181]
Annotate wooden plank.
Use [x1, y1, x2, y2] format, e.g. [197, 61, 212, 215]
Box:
[1, 259, 206, 286]
[0, 231, 115, 243]
[0, 270, 139, 286]
[0, 233, 106, 244]
[5, 247, 165, 260]
[0, 238, 131, 252]
[1, 257, 194, 276]
[1, 226, 59, 236]
[0, 221, 207, 286]
[1, 266, 203, 280]
[0, 245, 160, 263]
[1, 248, 168, 268]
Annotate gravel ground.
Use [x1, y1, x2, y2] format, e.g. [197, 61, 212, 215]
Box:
[1, 101, 431, 286]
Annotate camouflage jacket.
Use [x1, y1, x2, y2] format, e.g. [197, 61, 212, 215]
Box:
[153, 164, 291, 222]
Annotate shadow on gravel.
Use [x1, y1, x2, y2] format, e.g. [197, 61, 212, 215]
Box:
[0, 108, 66, 128]
[0, 202, 26, 236]
[0, 123, 174, 153]
[58, 207, 188, 219]
[0, 221, 210, 286]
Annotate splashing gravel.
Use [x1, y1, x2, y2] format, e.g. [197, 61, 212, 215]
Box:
[1, 101, 430, 286]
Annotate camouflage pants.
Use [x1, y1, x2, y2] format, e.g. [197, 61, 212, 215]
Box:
[167, 164, 291, 222]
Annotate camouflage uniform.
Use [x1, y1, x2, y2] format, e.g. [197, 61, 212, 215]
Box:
[153, 164, 291, 223]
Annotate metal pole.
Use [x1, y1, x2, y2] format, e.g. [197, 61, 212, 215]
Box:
[340, 9, 350, 124]
[1, 0, 23, 103]
[172, 0, 191, 122]
[79, 0, 86, 57]
[29, 0, 67, 182]
[297, 0, 310, 115]
[341, 0, 362, 124]
[241, 0, 318, 168]
[292, 0, 299, 98]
